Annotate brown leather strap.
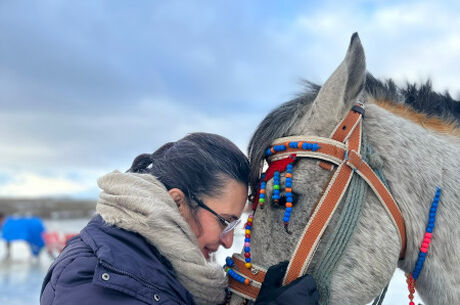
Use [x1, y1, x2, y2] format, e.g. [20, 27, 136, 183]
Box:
[282, 161, 354, 285]
[228, 255, 266, 301]
[268, 139, 347, 166]
[346, 150, 406, 257]
[231, 255, 267, 282]
[319, 104, 363, 169]
[227, 277, 260, 301]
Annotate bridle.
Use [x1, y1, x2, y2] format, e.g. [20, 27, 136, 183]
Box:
[226, 102, 407, 302]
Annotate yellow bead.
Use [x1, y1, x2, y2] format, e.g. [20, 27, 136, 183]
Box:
[245, 229, 251, 234]
[245, 263, 252, 268]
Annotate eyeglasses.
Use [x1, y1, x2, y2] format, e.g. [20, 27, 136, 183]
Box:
[191, 195, 241, 237]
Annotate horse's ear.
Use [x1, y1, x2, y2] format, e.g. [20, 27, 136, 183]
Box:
[312, 33, 366, 121]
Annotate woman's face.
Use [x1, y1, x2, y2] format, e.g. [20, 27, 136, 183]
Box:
[172, 179, 248, 260]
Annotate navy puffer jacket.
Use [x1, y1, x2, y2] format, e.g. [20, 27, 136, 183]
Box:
[40, 215, 195, 305]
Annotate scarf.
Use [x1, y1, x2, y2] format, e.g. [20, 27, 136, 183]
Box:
[96, 170, 227, 305]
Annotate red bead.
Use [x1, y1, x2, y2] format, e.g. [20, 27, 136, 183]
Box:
[409, 302, 415, 305]
[244, 252, 250, 258]
[421, 242, 430, 248]
[245, 234, 251, 238]
[423, 237, 431, 244]
[425, 232, 432, 238]
[420, 247, 428, 253]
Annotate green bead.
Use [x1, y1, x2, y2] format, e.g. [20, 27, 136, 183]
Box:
[225, 267, 230, 272]
[259, 198, 265, 203]
[273, 185, 280, 190]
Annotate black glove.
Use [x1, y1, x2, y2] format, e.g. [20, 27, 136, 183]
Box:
[254, 261, 320, 305]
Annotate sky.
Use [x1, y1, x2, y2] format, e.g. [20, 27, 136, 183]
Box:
[1, 0, 459, 199]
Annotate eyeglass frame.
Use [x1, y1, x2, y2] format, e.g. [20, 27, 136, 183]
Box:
[191, 194, 241, 237]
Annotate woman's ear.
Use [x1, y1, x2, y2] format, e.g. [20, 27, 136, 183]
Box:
[168, 188, 188, 212]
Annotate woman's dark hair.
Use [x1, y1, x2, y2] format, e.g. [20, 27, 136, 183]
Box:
[128, 132, 250, 211]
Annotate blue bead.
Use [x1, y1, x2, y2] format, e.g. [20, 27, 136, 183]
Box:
[287, 197, 293, 202]
[245, 257, 251, 263]
[283, 216, 289, 222]
[430, 207, 437, 213]
[286, 192, 292, 197]
[226, 257, 234, 267]
[244, 247, 250, 252]
[426, 227, 432, 233]
[246, 225, 252, 230]
[287, 164, 293, 170]
[429, 212, 436, 217]
[261, 182, 266, 187]
[280, 145, 286, 151]
[419, 252, 426, 257]
[302, 143, 308, 150]
[245, 238, 250, 242]
[286, 183, 292, 188]
[312, 143, 319, 151]
[289, 142, 298, 148]
[431, 202, 438, 208]
[266, 149, 272, 156]
[259, 193, 265, 199]
[286, 207, 292, 212]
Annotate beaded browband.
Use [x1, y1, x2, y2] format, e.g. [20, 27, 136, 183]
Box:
[225, 102, 407, 302]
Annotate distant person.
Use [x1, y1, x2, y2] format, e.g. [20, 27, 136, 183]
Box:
[0, 214, 45, 258]
[40, 132, 319, 305]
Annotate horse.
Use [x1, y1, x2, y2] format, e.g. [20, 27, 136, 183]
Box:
[229, 33, 460, 305]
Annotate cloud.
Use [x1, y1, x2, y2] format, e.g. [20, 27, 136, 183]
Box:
[0, 0, 459, 198]
[0, 172, 98, 198]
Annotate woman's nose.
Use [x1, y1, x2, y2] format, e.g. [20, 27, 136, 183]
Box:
[220, 230, 234, 249]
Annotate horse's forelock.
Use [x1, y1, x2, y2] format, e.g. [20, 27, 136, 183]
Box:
[247, 82, 320, 193]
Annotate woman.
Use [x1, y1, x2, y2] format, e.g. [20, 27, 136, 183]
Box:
[40, 132, 318, 305]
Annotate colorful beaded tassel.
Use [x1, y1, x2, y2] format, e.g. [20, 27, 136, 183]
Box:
[283, 162, 294, 232]
[243, 213, 253, 268]
[258, 173, 266, 208]
[224, 257, 251, 285]
[406, 187, 441, 305]
[272, 171, 280, 203]
[265, 141, 319, 157]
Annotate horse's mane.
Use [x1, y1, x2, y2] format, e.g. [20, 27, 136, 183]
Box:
[247, 73, 460, 192]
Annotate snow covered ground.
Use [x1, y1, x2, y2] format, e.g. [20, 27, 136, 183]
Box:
[0, 218, 423, 304]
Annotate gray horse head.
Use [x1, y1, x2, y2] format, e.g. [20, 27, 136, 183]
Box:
[241, 33, 460, 305]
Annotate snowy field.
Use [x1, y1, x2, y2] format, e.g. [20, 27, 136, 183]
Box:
[0, 218, 423, 304]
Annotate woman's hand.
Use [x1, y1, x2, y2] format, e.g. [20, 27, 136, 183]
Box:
[254, 261, 319, 305]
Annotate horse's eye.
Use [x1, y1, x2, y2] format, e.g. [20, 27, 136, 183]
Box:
[272, 192, 297, 207]
[277, 195, 286, 206]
